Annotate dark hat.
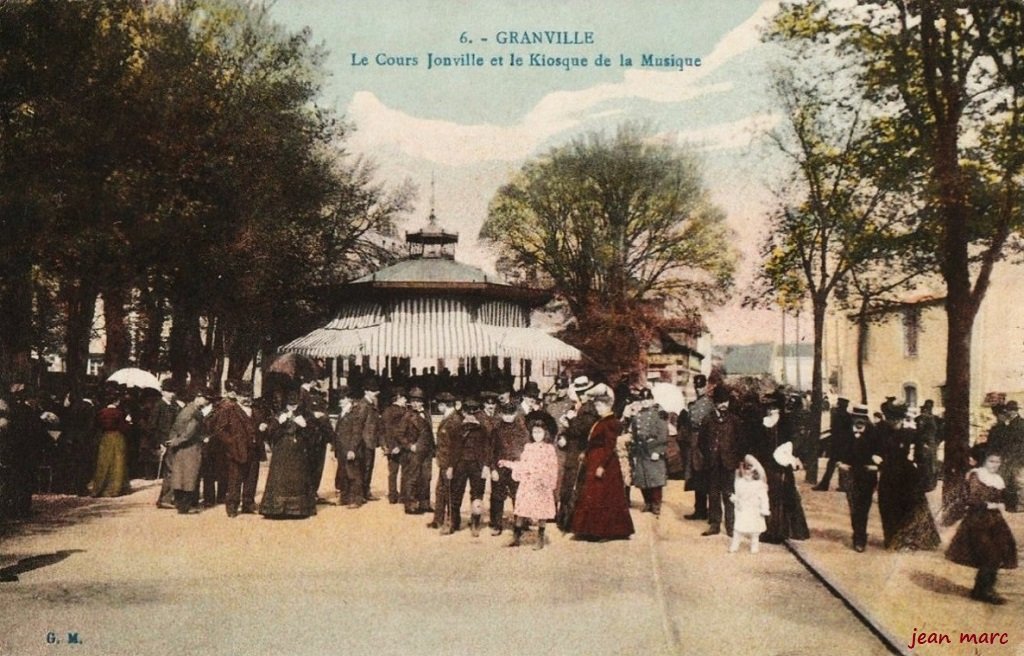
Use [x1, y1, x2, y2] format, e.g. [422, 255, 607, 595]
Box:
[693, 374, 708, 389]
[343, 385, 361, 400]
[389, 386, 407, 400]
[480, 390, 499, 402]
[223, 379, 242, 394]
[462, 398, 481, 412]
[191, 385, 215, 400]
[851, 414, 870, 427]
[160, 378, 178, 393]
[284, 389, 301, 405]
[712, 385, 731, 404]
[921, 399, 934, 409]
[522, 381, 541, 399]
[408, 387, 425, 400]
[881, 400, 907, 421]
[436, 392, 457, 403]
[637, 387, 654, 401]
[363, 377, 381, 392]
[1005, 400, 1019, 412]
[499, 401, 517, 414]
[837, 397, 850, 406]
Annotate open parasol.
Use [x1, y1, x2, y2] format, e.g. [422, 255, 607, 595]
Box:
[106, 367, 161, 390]
[651, 382, 686, 414]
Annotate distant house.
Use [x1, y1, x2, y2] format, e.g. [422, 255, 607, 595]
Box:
[714, 342, 814, 391]
[824, 262, 1024, 437]
[645, 323, 710, 390]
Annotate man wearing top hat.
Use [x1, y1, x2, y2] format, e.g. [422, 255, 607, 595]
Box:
[155, 380, 183, 508]
[380, 386, 410, 505]
[347, 377, 382, 502]
[815, 397, 852, 492]
[334, 386, 366, 508]
[400, 387, 434, 514]
[837, 406, 882, 552]
[208, 380, 264, 517]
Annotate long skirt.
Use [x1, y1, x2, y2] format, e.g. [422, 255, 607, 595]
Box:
[761, 468, 810, 543]
[946, 509, 1018, 570]
[260, 436, 316, 518]
[88, 431, 129, 497]
[571, 456, 634, 540]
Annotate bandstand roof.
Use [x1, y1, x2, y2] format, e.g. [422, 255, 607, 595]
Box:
[278, 210, 581, 363]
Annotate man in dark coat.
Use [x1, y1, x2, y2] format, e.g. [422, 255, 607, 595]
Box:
[62, 389, 99, 497]
[815, 397, 851, 492]
[987, 400, 1024, 512]
[915, 399, 940, 493]
[379, 387, 409, 505]
[684, 374, 714, 520]
[209, 382, 265, 517]
[490, 400, 529, 533]
[401, 387, 434, 514]
[429, 392, 461, 530]
[699, 385, 742, 537]
[154, 380, 183, 508]
[838, 409, 882, 552]
[334, 387, 366, 508]
[445, 398, 492, 536]
[346, 379, 381, 502]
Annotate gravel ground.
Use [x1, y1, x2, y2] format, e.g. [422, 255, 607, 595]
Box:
[2, 454, 892, 656]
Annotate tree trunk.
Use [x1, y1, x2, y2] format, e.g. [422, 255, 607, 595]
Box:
[808, 296, 827, 451]
[62, 278, 99, 396]
[936, 111, 975, 511]
[101, 285, 131, 376]
[856, 297, 869, 405]
[138, 286, 166, 373]
[0, 269, 34, 385]
[169, 295, 199, 388]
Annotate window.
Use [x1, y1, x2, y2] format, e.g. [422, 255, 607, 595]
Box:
[902, 307, 920, 358]
[903, 383, 918, 408]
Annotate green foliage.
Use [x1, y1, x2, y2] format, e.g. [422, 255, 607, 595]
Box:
[0, 0, 409, 385]
[480, 124, 735, 375]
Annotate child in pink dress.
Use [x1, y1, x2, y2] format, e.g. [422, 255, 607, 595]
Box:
[500, 420, 560, 550]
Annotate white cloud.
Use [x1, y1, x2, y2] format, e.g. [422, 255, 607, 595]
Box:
[347, 0, 779, 166]
[670, 112, 782, 152]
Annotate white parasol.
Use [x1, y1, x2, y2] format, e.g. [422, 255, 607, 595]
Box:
[651, 382, 685, 414]
[106, 367, 161, 390]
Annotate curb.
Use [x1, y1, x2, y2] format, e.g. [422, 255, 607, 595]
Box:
[785, 539, 910, 656]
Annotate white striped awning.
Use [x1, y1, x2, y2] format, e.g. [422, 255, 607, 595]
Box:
[280, 318, 581, 361]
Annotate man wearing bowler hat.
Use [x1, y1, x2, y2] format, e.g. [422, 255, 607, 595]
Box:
[348, 377, 382, 502]
[698, 385, 741, 537]
[380, 386, 410, 505]
[400, 387, 434, 514]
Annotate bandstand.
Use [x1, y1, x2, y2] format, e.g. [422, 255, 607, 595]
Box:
[279, 212, 581, 391]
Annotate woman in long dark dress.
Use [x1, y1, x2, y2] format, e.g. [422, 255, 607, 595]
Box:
[757, 398, 810, 543]
[571, 391, 635, 541]
[259, 392, 316, 519]
[946, 449, 1018, 604]
[876, 402, 939, 550]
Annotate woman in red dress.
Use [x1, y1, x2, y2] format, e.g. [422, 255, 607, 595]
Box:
[571, 391, 635, 541]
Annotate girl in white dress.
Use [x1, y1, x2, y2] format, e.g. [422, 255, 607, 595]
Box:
[729, 454, 770, 553]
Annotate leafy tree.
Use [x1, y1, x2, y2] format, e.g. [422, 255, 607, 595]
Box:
[750, 63, 917, 437]
[481, 124, 735, 378]
[768, 0, 1024, 507]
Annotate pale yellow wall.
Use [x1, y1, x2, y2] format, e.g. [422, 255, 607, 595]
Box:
[824, 262, 1024, 438]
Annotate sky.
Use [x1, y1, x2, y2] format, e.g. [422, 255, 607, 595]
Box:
[269, 0, 803, 345]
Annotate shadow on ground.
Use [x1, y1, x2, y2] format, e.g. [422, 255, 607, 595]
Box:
[0, 549, 86, 582]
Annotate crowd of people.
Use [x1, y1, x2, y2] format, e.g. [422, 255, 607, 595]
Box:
[0, 369, 1018, 601]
